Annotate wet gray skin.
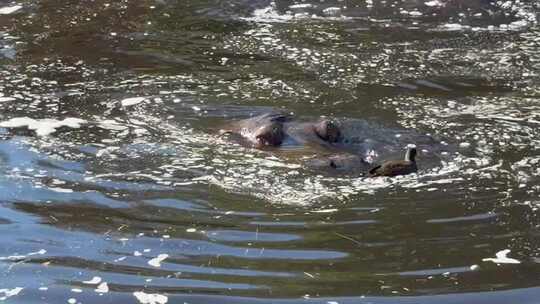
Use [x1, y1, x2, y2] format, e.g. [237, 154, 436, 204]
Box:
[221, 113, 446, 175]
[221, 113, 370, 173]
[222, 113, 288, 148]
[222, 113, 341, 149]
[282, 118, 342, 147]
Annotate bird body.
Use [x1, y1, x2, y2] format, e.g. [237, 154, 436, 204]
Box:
[368, 147, 417, 177]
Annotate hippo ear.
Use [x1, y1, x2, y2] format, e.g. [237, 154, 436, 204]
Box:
[268, 113, 289, 123]
[315, 120, 341, 142]
[255, 128, 283, 146]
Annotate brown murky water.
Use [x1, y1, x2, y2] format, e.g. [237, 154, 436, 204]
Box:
[0, 0, 540, 303]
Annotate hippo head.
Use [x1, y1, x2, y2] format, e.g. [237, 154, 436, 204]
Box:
[252, 122, 284, 147]
[314, 119, 341, 143]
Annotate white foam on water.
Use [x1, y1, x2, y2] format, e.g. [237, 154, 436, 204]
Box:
[114, 256, 127, 262]
[0, 117, 86, 136]
[0, 287, 23, 301]
[121, 97, 146, 107]
[148, 254, 168, 267]
[441, 23, 469, 31]
[0, 5, 22, 15]
[0, 97, 16, 102]
[241, 1, 350, 23]
[242, 2, 294, 23]
[436, 0, 536, 32]
[48, 187, 74, 193]
[29, 249, 46, 256]
[98, 119, 129, 131]
[312, 208, 338, 213]
[95, 282, 109, 293]
[82, 276, 102, 284]
[289, 4, 313, 9]
[482, 249, 521, 264]
[0, 249, 46, 260]
[133, 291, 168, 304]
[424, 0, 444, 7]
[322, 7, 341, 17]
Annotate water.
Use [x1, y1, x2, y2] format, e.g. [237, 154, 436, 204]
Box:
[0, 0, 540, 303]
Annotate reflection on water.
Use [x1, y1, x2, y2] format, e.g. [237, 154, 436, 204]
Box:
[0, 0, 540, 303]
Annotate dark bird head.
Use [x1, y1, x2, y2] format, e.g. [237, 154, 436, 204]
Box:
[405, 146, 417, 162]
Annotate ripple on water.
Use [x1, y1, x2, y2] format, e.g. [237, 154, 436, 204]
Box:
[0, 0, 539, 302]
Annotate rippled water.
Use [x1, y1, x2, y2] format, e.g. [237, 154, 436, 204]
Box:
[1, 0, 540, 303]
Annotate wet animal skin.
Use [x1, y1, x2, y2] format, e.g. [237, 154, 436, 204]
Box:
[312, 119, 341, 143]
[243, 116, 285, 148]
[222, 113, 340, 148]
[222, 113, 418, 177]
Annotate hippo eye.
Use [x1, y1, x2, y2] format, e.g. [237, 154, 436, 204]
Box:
[329, 160, 337, 169]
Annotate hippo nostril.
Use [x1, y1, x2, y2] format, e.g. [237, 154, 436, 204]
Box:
[329, 160, 337, 169]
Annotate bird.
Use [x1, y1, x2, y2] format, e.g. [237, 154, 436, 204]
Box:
[368, 146, 417, 177]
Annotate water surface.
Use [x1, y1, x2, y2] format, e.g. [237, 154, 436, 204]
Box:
[0, 0, 539, 303]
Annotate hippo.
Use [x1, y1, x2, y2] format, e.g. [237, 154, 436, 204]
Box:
[220, 113, 374, 175]
[220, 113, 341, 149]
[219, 112, 452, 176]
